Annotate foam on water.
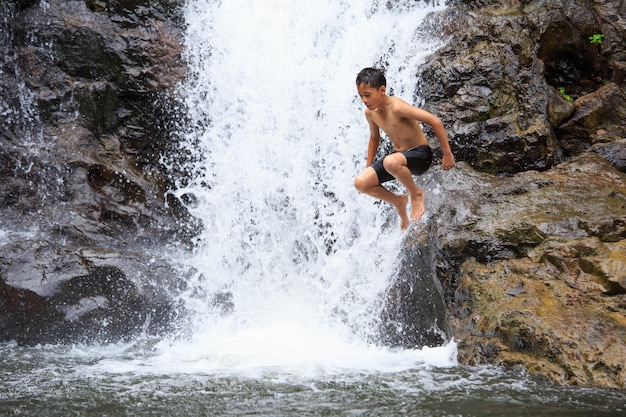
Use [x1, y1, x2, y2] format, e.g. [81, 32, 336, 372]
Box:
[155, 0, 454, 376]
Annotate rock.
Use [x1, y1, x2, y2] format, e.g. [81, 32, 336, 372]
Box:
[0, 1, 193, 244]
[557, 83, 626, 157]
[0, 238, 185, 344]
[614, 61, 626, 86]
[453, 258, 626, 387]
[409, 153, 626, 388]
[379, 242, 450, 348]
[0, 0, 196, 345]
[532, 0, 603, 93]
[593, 139, 626, 172]
[418, 0, 626, 175]
[546, 85, 576, 128]
[418, 4, 555, 175]
[407, 2, 626, 386]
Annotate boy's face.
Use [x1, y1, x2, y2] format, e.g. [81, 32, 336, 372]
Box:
[357, 83, 386, 110]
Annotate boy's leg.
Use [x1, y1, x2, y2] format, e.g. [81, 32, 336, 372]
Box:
[354, 166, 410, 230]
[382, 153, 425, 221]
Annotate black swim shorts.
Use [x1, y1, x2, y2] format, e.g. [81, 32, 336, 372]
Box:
[371, 145, 433, 184]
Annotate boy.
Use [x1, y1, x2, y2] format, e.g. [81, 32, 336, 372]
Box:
[353, 67, 455, 230]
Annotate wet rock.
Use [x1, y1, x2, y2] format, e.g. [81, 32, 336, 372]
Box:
[453, 259, 626, 388]
[557, 83, 626, 157]
[546, 85, 576, 128]
[0, 240, 89, 297]
[48, 264, 173, 344]
[0, 0, 195, 345]
[3, 0, 194, 235]
[411, 154, 626, 388]
[419, 4, 556, 174]
[0, 279, 63, 346]
[0, 238, 186, 345]
[419, 0, 626, 175]
[593, 139, 626, 172]
[406, 0, 626, 387]
[379, 242, 449, 348]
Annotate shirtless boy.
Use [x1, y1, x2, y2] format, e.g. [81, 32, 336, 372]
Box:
[353, 67, 455, 230]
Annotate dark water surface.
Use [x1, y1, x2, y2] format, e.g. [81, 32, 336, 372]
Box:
[1, 343, 624, 416]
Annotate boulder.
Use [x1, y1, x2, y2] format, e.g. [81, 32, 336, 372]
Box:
[0, 239, 185, 344]
[558, 83, 626, 158]
[379, 242, 450, 348]
[406, 153, 626, 388]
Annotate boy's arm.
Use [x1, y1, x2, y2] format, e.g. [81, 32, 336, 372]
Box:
[365, 112, 381, 167]
[397, 103, 455, 170]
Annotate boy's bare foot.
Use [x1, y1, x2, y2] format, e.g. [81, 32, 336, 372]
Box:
[393, 194, 410, 230]
[410, 190, 425, 221]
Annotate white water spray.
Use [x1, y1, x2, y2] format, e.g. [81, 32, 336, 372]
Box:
[157, 0, 455, 375]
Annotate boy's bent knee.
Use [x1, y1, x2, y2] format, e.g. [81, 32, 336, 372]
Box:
[354, 175, 374, 193]
[354, 167, 379, 193]
[354, 176, 366, 193]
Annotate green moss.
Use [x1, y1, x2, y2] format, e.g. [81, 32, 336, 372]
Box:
[500, 223, 546, 247]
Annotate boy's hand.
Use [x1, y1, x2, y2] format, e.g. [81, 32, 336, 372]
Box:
[442, 153, 455, 170]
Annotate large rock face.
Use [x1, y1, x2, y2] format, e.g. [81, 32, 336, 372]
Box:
[0, 0, 197, 344]
[413, 154, 626, 388]
[419, 0, 626, 175]
[390, 0, 626, 388]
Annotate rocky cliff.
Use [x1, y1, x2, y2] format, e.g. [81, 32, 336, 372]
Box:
[394, 0, 625, 388]
[0, 0, 197, 344]
[1, 0, 624, 389]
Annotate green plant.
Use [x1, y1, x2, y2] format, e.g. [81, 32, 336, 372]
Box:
[558, 87, 573, 102]
[589, 33, 604, 44]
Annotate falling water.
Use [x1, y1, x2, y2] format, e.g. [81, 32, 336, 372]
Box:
[156, 0, 455, 374]
[0, 2, 43, 149]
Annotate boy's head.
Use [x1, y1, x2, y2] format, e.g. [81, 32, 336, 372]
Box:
[356, 67, 387, 110]
[356, 67, 386, 89]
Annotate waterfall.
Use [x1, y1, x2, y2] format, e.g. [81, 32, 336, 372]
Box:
[158, 0, 455, 374]
[0, 2, 42, 149]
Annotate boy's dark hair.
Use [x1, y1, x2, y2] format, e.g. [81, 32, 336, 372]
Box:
[356, 67, 386, 89]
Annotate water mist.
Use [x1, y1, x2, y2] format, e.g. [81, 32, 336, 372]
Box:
[161, 0, 455, 375]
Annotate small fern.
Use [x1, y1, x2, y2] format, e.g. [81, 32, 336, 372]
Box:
[558, 87, 573, 102]
[589, 33, 604, 44]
